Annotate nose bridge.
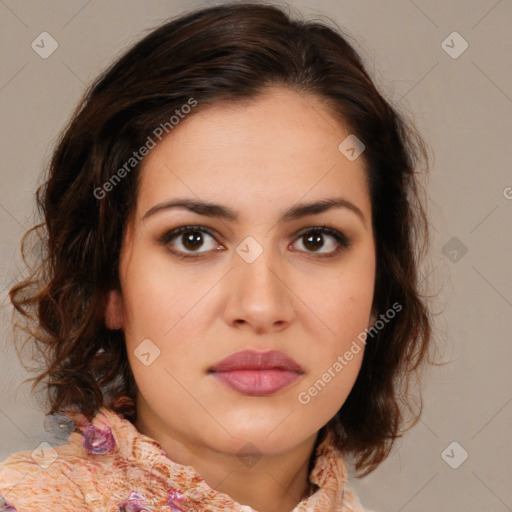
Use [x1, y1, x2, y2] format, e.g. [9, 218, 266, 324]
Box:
[235, 236, 283, 298]
[224, 235, 294, 330]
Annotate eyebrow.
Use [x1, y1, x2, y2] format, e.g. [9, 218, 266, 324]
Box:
[142, 197, 367, 226]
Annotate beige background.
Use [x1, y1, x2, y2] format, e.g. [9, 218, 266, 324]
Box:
[1, 1, 511, 511]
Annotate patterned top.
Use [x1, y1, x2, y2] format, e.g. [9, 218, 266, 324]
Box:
[0, 407, 374, 511]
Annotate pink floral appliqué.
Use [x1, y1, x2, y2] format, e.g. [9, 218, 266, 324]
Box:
[118, 491, 150, 512]
[81, 424, 116, 455]
[167, 486, 189, 512]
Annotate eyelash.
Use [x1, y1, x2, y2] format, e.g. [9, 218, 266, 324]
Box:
[158, 225, 351, 260]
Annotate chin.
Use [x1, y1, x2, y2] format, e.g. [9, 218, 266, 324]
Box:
[203, 418, 315, 457]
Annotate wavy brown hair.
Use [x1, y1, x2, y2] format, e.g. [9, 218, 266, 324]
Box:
[9, 2, 433, 476]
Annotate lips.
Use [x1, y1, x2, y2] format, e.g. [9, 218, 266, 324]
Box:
[209, 349, 304, 396]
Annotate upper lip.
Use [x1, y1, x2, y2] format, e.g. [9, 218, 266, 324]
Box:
[209, 349, 304, 373]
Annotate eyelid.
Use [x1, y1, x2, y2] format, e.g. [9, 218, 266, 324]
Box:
[159, 224, 219, 244]
[291, 225, 351, 255]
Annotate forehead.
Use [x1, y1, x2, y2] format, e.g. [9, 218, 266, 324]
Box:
[135, 85, 370, 221]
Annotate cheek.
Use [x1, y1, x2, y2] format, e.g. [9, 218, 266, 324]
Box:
[296, 280, 372, 415]
[121, 252, 212, 340]
[307, 253, 375, 341]
[297, 248, 375, 407]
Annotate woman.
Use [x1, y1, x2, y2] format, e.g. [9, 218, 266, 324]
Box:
[0, 3, 432, 511]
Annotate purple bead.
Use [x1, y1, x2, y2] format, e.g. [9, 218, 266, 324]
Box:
[82, 424, 116, 455]
[117, 491, 150, 512]
[0, 495, 17, 511]
[167, 486, 188, 512]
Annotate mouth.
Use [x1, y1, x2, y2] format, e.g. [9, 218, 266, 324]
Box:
[208, 349, 304, 397]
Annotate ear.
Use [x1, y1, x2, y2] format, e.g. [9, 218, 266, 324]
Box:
[104, 289, 125, 330]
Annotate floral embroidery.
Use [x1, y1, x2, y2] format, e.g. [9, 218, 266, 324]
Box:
[0, 408, 365, 510]
[82, 424, 116, 455]
[118, 491, 150, 512]
[43, 413, 75, 439]
[167, 486, 188, 512]
[0, 494, 17, 512]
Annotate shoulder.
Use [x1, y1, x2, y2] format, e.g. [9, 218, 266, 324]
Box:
[0, 407, 143, 511]
[0, 440, 90, 510]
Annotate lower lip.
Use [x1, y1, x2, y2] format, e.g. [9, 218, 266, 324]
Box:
[211, 369, 301, 396]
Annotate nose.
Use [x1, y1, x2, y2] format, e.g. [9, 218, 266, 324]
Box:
[222, 244, 295, 334]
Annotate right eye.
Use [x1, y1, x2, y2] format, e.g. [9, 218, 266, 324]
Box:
[159, 225, 224, 258]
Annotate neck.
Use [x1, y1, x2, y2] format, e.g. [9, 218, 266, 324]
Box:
[134, 398, 319, 512]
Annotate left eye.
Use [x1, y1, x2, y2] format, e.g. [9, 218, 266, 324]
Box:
[291, 227, 349, 255]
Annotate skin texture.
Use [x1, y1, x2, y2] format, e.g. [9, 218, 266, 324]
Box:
[105, 85, 376, 512]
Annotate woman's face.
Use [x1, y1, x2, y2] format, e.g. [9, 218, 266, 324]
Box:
[106, 85, 376, 457]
